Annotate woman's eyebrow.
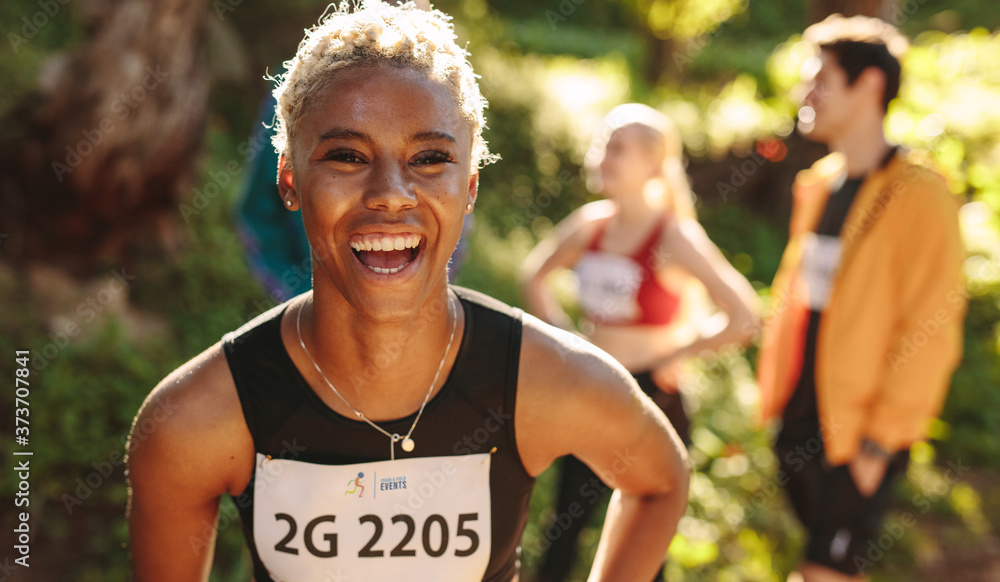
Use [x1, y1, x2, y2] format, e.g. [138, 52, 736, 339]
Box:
[315, 128, 456, 146]
[409, 130, 456, 144]
[317, 128, 371, 143]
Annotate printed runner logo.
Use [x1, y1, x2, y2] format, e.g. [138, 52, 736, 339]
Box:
[345, 472, 365, 498]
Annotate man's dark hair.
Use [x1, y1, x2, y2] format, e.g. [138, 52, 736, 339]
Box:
[804, 14, 908, 112]
[821, 41, 901, 112]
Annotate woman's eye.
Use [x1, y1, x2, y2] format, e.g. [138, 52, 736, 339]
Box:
[412, 151, 455, 165]
[321, 149, 366, 164]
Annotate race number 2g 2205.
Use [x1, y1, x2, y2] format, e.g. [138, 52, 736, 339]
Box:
[253, 452, 493, 580]
[272, 511, 480, 558]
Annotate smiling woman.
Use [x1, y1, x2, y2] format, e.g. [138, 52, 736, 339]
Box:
[125, 2, 690, 581]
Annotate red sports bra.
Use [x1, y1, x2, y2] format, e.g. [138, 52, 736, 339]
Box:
[573, 215, 681, 326]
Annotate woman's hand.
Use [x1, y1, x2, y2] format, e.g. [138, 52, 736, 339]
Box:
[654, 219, 762, 357]
[651, 353, 688, 394]
[516, 314, 691, 582]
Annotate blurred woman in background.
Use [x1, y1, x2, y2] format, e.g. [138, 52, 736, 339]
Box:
[522, 103, 761, 582]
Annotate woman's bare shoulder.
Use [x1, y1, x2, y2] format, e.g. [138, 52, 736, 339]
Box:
[514, 313, 656, 474]
[567, 199, 615, 227]
[550, 199, 615, 247]
[128, 342, 254, 497]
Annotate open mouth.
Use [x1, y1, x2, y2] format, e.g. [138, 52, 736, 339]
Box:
[348, 234, 422, 275]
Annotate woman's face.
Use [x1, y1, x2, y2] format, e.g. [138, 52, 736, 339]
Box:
[599, 124, 662, 199]
[282, 65, 476, 321]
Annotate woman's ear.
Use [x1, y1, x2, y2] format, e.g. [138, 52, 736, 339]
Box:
[466, 172, 479, 213]
[278, 155, 298, 210]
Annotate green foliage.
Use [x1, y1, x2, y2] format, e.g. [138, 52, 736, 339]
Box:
[472, 49, 628, 236]
[0, 125, 271, 578]
[661, 354, 803, 582]
[640, 0, 747, 42]
[459, 13, 1000, 581]
[0, 0, 86, 119]
[3, 0, 999, 579]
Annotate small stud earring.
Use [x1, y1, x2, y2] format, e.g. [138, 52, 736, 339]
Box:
[286, 199, 294, 207]
[466, 203, 473, 211]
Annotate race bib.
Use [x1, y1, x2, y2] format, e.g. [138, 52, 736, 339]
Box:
[800, 233, 843, 310]
[575, 253, 644, 322]
[253, 452, 492, 582]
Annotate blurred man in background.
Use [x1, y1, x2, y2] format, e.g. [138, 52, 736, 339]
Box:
[755, 14, 966, 582]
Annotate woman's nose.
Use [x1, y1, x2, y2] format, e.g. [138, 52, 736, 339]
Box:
[364, 160, 417, 212]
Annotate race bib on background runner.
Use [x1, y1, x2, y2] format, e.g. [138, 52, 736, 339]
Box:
[253, 453, 492, 581]
[800, 233, 843, 311]
[575, 253, 644, 322]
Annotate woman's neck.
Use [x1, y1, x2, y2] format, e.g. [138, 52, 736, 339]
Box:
[613, 183, 666, 227]
[298, 280, 460, 408]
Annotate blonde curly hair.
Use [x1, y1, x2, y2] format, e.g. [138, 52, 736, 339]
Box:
[270, 0, 497, 169]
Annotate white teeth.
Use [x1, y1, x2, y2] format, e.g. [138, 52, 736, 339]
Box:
[366, 264, 406, 274]
[348, 234, 422, 275]
[349, 235, 421, 252]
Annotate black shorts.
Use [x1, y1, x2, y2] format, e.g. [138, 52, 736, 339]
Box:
[775, 422, 909, 576]
[633, 370, 692, 446]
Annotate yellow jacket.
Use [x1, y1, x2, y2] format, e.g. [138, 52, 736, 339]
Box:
[757, 149, 966, 465]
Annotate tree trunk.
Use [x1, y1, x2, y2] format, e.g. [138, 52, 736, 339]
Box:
[0, 0, 209, 278]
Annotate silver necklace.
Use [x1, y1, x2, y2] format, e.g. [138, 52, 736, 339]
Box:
[295, 291, 458, 461]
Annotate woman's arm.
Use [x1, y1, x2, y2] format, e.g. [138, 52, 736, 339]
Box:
[520, 201, 611, 329]
[127, 347, 253, 582]
[517, 315, 691, 581]
[655, 218, 762, 368]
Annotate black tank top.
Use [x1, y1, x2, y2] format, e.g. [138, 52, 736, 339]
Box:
[222, 286, 535, 581]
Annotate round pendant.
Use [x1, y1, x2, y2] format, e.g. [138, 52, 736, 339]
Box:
[401, 438, 415, 452]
